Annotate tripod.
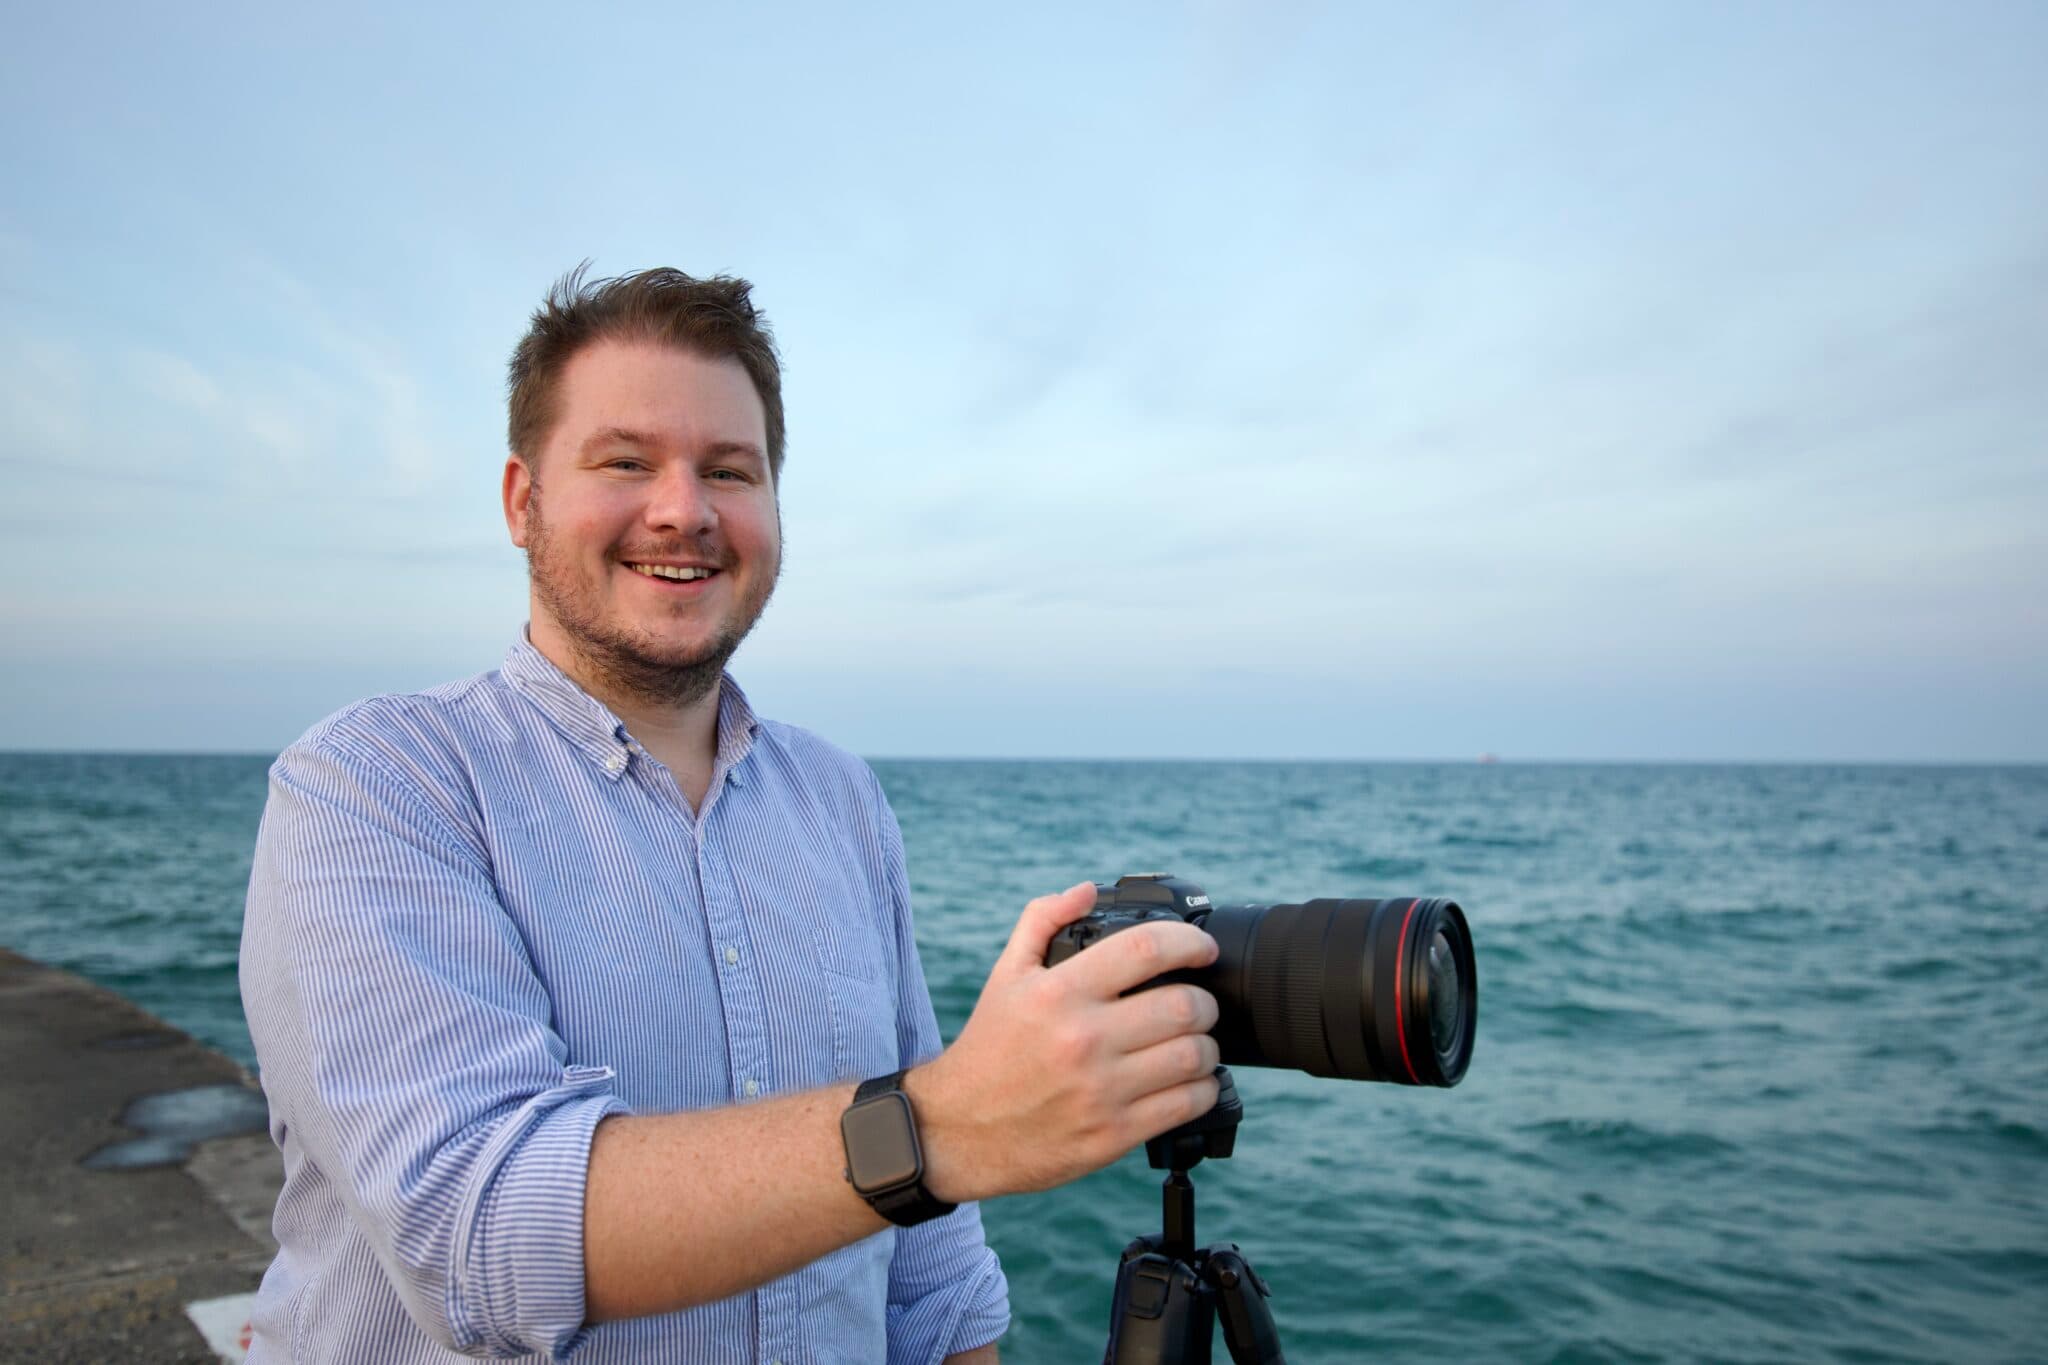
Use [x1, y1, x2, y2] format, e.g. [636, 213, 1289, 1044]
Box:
[1101, 1067, 1286, 1364]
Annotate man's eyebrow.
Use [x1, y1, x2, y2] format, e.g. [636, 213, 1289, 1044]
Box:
[576, 429, 764, 461]
[579, 426, 657, 453]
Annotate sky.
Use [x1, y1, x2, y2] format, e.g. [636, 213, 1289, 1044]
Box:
[1, 2, 2043, 761]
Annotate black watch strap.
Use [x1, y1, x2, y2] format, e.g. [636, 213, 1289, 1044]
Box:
[844, 1070, 957, 1228]
[852, 1071, 906, 1105]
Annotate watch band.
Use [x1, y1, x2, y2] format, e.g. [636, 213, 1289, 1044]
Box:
[853, 1071, 908, 1105]
[844, 1070, 957, 1227]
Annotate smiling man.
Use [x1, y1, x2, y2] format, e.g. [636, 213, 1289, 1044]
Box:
[239, 268, 1225, 1363]
[508, 332, 784, 805]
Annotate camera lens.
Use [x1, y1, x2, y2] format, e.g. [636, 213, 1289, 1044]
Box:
[1427, 929, 1465, 1064]
[1200, 897, 1476, 1087]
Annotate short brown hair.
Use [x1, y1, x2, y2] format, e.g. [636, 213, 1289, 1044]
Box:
[507, 263, 786, 477]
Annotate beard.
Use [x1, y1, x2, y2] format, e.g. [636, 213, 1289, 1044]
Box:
[523, 484, 779, 710]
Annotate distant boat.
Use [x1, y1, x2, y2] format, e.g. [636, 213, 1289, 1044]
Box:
[1477, 753, 1500, 764]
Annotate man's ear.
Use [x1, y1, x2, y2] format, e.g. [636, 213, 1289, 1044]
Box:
[503, 454, 533, 548]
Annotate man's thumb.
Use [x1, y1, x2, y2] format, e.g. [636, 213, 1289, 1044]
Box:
[994, 882, 1097, 977]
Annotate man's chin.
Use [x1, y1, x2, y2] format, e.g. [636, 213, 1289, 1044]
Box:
[598, 635, 737, 676]
[634, 646, 734, 675]
[535, 616, 737, 704]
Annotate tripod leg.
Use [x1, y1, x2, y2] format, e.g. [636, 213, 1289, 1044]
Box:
[1207, 1246, 1285, 1365]
[1104, 1250, 1214, 1364]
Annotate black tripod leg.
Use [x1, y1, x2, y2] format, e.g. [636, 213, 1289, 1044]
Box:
[1104, 1250, 1214, 1364]
[1207, 1246, 1284, 1365]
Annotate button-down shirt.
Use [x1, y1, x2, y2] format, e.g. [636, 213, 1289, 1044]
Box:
[239, 634, 1008, 1363]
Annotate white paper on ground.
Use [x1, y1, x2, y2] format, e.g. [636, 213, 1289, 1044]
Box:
[185, 1292, 257, 1362]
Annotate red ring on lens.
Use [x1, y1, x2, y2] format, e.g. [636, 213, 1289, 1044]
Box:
[1394, 898, 1421, 1083]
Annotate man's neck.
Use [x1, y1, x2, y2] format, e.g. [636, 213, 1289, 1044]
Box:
[526, 620, 724, 810]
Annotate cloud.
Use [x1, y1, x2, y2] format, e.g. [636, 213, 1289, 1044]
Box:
[129, 349, 222, 412]
[0, 452, 221, 493]
[240, 256, 442, 493]
[0, 333, 89, 450]
[0, 239, 462, 506]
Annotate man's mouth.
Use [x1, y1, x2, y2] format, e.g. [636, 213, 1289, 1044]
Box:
[625, 562, 718, 583]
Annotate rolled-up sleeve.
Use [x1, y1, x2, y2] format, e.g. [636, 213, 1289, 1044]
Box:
[241, 733, 629, 1358]
[870, 782, 1012, 1363]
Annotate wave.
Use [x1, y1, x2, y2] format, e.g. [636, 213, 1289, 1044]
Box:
[1519, 1116, 1739, 1163]
[1880, 956, 1960, 982]
[1916, 1113, 2048, 1158]
[1622, 902, 1822, 945]
[1441, 831, 1555, 850]
[1511, 999, 1700, 1041]
[1330, 854, 1428, 880]
[0, 788, 160, 822]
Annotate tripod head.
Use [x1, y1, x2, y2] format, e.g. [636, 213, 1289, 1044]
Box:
[1144, 1065, 1243, 1174]
[1104, 1067, 1285, 1364]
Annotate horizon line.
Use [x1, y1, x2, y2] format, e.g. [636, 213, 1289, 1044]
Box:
[1, 747, 2044, 768]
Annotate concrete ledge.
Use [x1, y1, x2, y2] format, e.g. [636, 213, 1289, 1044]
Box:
[0, 948, 281, 1362]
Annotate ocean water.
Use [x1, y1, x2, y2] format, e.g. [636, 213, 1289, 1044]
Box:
[3, 753, 2044, 1363]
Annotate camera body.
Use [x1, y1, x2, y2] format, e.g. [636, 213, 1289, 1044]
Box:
[1044, 873, 1215, 969]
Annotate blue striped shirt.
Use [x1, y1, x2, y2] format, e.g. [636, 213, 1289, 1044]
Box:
[238, 633, 1009, 1363]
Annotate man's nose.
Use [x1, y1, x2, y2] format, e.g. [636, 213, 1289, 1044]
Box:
[643, 466, 716, 534]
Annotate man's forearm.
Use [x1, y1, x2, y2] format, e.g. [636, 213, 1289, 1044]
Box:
[586, 879, 1222, 1330]
[946, 1344, 1000, 1363]
[584, 1079, 884, 1320]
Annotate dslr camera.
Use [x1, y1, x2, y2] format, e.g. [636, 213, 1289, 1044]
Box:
[1046, 873, 1476, 1087]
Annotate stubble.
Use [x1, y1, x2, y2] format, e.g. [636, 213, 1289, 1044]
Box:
[523, 482, 779, 710]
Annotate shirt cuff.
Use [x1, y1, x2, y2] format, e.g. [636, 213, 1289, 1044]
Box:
[888, 1243, 1010, 1365]
[454, 1064, 630, 1357]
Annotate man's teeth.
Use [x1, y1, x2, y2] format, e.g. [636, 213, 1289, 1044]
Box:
[629, 563, 714, 581]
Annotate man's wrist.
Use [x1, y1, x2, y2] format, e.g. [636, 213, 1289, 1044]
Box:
[897, 1062, 967, 1205]
[843, 1070, 957, 1225]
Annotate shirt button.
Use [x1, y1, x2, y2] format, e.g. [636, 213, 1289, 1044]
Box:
[724, 946, 740, 967]
[743, 1079, 760, 1097]
[604, 753, 625, 774]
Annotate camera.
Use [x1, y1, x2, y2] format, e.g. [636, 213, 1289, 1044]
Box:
[1045, 873, 1476, 1087]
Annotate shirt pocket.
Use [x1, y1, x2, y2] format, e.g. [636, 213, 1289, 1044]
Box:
[824, 970, 901, 1083]
[811, 892, 893, 984]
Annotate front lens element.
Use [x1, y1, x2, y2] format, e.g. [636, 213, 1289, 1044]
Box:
[1427, 929, 1463, 1061]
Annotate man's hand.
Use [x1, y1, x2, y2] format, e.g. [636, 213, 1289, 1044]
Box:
[908, 883, 1223, 1203]
[585, 881, 1217, 1323]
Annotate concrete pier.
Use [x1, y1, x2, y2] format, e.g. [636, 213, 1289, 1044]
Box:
[0, 948, 280, 1363]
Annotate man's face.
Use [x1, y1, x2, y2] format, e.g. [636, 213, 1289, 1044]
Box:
[503, 338, 782, 706]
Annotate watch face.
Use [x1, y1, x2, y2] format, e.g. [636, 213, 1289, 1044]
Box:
[842, 1092, 921, 1193]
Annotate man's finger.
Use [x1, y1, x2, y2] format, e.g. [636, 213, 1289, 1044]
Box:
[992, 882, 1097, 978]
[1101, 984, 1220, 1055]
[1052, 921, 1218, 1001]
[1118, 1030, 1223, 1099]
[1118, 1074, 1225, 1149]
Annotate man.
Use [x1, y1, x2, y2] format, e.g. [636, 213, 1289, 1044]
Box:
[240, 267, 1223, 1363]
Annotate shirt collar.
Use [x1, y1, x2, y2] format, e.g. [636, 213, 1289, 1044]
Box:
[711, 672, 759, 789]
[502, 629, 759, 784]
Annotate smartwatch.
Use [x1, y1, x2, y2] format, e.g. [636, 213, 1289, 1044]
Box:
[840, 1070, 957, 1227]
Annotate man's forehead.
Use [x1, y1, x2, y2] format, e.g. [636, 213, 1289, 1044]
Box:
[552, 340, 767, 446]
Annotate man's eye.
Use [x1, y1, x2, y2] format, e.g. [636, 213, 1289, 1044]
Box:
[606, 459, 648, 472]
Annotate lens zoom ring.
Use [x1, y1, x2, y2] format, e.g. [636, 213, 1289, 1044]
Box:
[1249, 904, 1334, 1074]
